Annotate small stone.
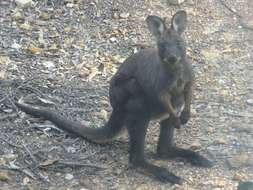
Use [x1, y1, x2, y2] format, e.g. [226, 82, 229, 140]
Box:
[79, 67, 90, 78]
[66, 3, 74, 8]
[246, 99, 253, 105]
[23, 176, 30, 185]
[214, 179, 226, 188]
[109, 37, 117, 43]
[65, 173, 74, 180]
[112, 12, 119, 19]
[0, 171, 10, 181]
[233, 172, 244, 181]
[190, 140, 201, 150]
[119, 12, 130, 19]
[42, 61, 55, 69]
[168, 0, 185, 5]
[215, 137, 227, 144]
[15, 0, 32, 7]
[11, 42, 22, 50]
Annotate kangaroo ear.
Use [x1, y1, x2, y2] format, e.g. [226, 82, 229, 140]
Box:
[171, 10, 187, 35]
[146, 15, 165, 39]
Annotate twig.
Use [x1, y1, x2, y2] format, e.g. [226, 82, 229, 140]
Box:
[0, 136, 23, 148]
[0, 163, 36, 179]
[17, 84, 48, 99]
[39, 159, 106, 170]
[223, 112, 253, 118]
[22, 144, 38, 165]
[57, 160, 106, 170]
[0, 113, 18, 121]
[30, 123, 63, 133]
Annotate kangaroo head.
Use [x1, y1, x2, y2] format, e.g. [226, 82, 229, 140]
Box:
[146, 10, 187, 66]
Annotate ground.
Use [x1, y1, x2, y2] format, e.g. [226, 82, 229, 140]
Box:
[0, 0, 253, 189]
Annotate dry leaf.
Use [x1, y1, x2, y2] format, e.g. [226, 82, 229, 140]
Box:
[0, 171, 10, 181]
[40, 158, 59, 167]
[87, 67, 100, 81]
[48, 43, 59, 52]
[0, 70, 7, 80]
[201, 48, 220, 60]
[39, 12, 50, 20]
[11, 9, 23, 20]
[28, 45, 43, 54]
[98, 109, 108, 121]
[64, 26, 72, 33]
[111, 55, 125, 63]
[119, 12, 130, 19]
[78, 67, 90, 78]
[64, 37, 74, 45]
[19, 22, 31, 30]
[0, 56, 10, 65]
[37, 97, 55, 105]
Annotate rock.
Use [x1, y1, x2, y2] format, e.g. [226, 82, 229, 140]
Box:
[190, 140, 201, 150]
[0, 171, 10, 181]
[233, 172, 245, 181]
[23, 176, 30, 185]
[207, 127, 215, 133]
[15, 0, 33, 7]
[226, 153, 253, 169]
[109, 37, 117, 43]
[215, 137, 227, 145]
[119, 12, 130, 19]
[168, 0, 185, 5]
[237, 181, 253, 190]
[246, 99, 253, 106]
[42, 61, 55, 70]
[65, 173, 74, 180]
[11, 42, 22, 50]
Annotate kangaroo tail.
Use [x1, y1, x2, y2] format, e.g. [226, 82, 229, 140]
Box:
[15, 99, 125, 144]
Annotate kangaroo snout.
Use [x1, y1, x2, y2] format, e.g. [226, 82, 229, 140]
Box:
[163, 56, 180, 64]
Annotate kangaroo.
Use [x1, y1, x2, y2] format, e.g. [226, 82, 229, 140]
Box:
[15, 10, 213, 184]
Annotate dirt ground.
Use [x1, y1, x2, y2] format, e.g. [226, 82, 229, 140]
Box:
[0, 0, 253, 189]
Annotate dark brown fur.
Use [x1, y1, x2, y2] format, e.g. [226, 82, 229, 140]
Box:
[15, 11, 213, 184]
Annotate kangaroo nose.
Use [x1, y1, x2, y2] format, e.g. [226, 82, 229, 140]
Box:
[166, 56, 178, 64]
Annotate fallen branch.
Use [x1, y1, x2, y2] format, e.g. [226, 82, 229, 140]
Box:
[38, 159, 106, 170]
[22, 144, 38, 165]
